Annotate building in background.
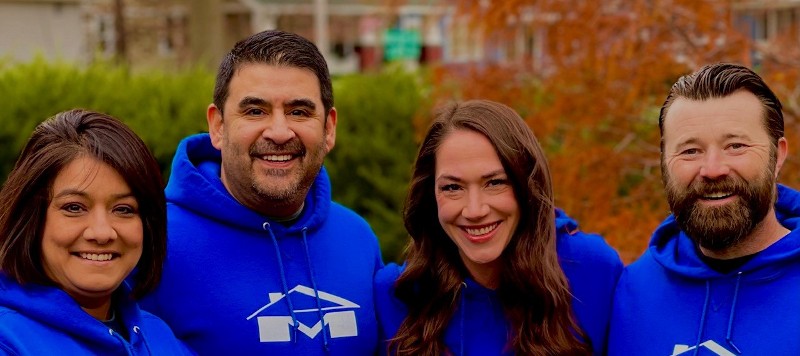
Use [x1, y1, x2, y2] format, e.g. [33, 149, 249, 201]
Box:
[0, 0, 798, 73]
[0, 0, 86, 63]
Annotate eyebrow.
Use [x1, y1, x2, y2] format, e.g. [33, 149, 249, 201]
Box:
[53, 189, 135, 200]
[237, 97, 317, 111]
[674, 133, 753, 149]
[238, 96, 268, 110]
[286, 98, 317, 111]
[436, 169, 507, 183]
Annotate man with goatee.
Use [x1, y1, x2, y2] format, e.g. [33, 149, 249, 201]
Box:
[608, 63, 800, 355]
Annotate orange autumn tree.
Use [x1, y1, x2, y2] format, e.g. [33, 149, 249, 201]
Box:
[416, 0, 770, 262]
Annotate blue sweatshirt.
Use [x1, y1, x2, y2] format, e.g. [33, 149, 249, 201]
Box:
[139, 134, 383, 355]
[0, 273, 192, 355]
[608, 184, 800, 355]
[375, 209, 622, 355]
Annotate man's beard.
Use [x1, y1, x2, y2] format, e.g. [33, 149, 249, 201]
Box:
[664, 165, 776, 252]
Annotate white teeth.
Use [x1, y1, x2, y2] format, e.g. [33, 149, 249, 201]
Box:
[466, 223, 498, 236]
[79, 253, 113, 261]
[262, 155, 292, 162]
[705, 192, 731, 199]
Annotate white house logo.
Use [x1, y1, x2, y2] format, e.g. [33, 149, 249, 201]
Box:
[246, 285, 360, 343]
[672, 340, 736, 356]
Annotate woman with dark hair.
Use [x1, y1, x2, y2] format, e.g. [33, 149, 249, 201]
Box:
[375, 100, 623, 355]
[0, 109, 192, 354]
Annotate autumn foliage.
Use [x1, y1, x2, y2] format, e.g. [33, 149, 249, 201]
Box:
[417, 0, 800, 263]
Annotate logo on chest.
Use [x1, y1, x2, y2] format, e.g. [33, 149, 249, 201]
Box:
[246, 285, 360, 342]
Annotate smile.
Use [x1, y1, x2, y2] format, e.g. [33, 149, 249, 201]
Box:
[75, 252, 115, 262]
[702, 192, 733, 200]
[465, 222, 499, 236]
[261, 154, 294, 162]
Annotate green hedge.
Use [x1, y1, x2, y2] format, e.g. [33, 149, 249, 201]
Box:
[0, 58, 211, 176]
[0, 59, 421, 262]
[327, 68, 425, 262]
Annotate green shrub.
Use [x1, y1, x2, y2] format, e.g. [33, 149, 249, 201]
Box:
[0, 59, 425, 263]
[327, 68, 426, 263]
[0, 58, 211, 178]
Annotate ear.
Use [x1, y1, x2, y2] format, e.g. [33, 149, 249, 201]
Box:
[207, 104, 224, 150]
[775, 137, 788, 178]
[324, 107, 337, 153]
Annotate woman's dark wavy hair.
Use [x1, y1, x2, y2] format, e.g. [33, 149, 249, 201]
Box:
[0, 109, 166, 299]
[389, 100, 590, 355]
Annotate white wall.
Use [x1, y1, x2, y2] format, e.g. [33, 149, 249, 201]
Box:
[0, 1, 86, 63]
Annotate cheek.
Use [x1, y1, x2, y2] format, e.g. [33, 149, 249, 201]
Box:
[126, 221, 145, 248]
[666, 162, 696, 185]
[434, 195, 459, 224]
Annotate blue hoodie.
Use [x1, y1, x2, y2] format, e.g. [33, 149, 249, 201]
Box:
[375, 209, 622, 355]
[138, 134, 383, 355]
[608, 184, 800, 355]
[0, 273, 192, 355]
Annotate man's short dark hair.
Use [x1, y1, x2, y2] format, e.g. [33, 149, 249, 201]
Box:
[213, 30, 333, 115]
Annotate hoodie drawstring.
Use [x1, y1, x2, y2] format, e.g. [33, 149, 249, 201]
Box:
[725, 272, 743, 354]
[458, 282, 467, 356]
[301, 227, 329, 351]
[264, 222, 299, 342]
[693, 281, 711, 356]
[135, 325, 153, 356]
[693, 274, 744, 355]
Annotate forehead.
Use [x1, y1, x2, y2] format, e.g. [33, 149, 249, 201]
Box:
[228, 63, 321, 100]
[51, 156, 127, 193]
[435, 129, 503, 174]
[663, 90, 767, 145]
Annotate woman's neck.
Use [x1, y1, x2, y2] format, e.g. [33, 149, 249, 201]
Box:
[73, 295, 113, 320]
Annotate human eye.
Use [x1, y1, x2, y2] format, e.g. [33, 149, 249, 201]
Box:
[244, 107, 266, 116]
[679, 147, 700, 156]
[727, 142, 748, 150]
[439, 183, 462, 193]
[287, 108, 311, 118]
[60, 203, 86, 216]
[113, 204, 139, 217]
[487, 178, 510, 187]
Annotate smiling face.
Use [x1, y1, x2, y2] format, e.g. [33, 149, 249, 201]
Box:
[42, 156, 143, 318]
[208, 63, 337, 217]
[662, 90, 787, 252]
[434, 129, 519, 288]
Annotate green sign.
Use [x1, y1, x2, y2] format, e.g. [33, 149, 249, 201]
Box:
[384, 29, 421, 61]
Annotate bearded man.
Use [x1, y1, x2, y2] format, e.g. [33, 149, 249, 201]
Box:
[608, 63, 800, 355]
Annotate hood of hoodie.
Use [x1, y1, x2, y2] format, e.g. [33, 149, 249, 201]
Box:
[165, 133, 331, 235]
[555, 208, 581, 235]
[0, 273, 142, 344]
[649, 184, 800, 279]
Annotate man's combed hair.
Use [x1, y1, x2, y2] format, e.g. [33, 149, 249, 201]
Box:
[213, 29, 333, 115]
[389, 100, 591, 355]
[0, 109, 167, 299]
[659, 62, 784, 146]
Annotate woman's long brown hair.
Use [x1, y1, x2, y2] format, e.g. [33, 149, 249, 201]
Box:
[388, 100, 591, 355]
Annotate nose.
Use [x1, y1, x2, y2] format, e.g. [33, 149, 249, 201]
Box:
[699, 148, 730, 180]
[84, 211, 117, 244]
[262, 111, 296, 145]
[462, 189, 490, 220]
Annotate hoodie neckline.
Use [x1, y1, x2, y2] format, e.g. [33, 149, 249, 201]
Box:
[165, 133, 331, 234]
[650, 184, 800, 280]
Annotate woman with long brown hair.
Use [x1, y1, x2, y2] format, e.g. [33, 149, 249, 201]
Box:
[375, 99, 622, 355]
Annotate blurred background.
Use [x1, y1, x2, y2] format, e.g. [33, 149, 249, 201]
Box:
[1, 0, 799, 264]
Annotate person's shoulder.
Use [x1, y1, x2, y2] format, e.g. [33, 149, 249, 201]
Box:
[139, 311, 197, 355]
[375, 263, 404, 290]
[330, 201, 369, 222]
[557, 228, 622, 269]
[0, 306, 23, 327]
[328, 201, 377, 235]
